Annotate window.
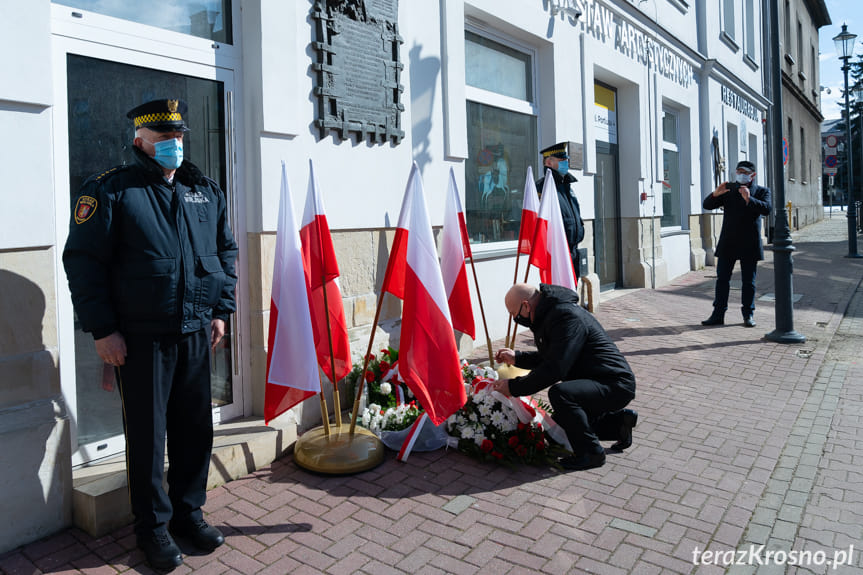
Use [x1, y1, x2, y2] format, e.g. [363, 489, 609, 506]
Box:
[723, 0, 736, 40]
[784, 0, 791, 49]
[464, 31, 537, 245]
[53, 0, 232, 43]
[787, 117, 794, 179]
[661, 109, 681, 228]
[465, 31, 532, 101]
[745, 0, 756, 60]
[797, 20, 804, 78]
[800, 127, 806, 182]
[722, 0, 736, 42]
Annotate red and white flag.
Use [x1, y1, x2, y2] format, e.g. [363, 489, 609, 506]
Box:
[529, 169, 577, 290]
[301, 160, 352, 383]
[381, 163, 467, 425]
[265, 163, 319, 424]
[440, 167, 475, 339]
[517, 165, 540, 256]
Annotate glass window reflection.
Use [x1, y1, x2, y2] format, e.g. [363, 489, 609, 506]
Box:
[465, 102, 537, 244]
[53, 0, 232, 44]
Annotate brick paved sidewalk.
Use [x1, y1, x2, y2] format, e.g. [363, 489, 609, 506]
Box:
[2, 217, 861, 575]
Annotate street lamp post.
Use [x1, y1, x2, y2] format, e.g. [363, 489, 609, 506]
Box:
[765, 0, 805, 344]
[854, 84, 863, 231]
[834, 23, 862, 258]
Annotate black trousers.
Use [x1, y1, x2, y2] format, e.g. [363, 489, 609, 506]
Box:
[712, 256, 758, 318]
[116, 327, 213, 536]
[548, 378, 635, 454]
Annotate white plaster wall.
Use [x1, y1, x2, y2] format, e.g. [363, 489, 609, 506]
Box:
[661, 233, 692, 279]
[0, 0, 55, 250]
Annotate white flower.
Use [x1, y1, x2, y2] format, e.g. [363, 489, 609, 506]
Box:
[490, 410, 507, 430]
[380, 382, 392, 395]
[460, 425, 475, 440]
[478, 402, 493, 418]
[369, 403, 381, 414]
[473, 434, 486, 447]
[468, 413, 478, 422]
[362, 410, 371, 427]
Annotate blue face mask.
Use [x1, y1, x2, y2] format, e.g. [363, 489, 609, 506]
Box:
[148, 138, 184, 170]
[556, 160, 570, 176]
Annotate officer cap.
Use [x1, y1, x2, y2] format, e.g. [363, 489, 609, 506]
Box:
[126, 99, 189, 132]
[736, 160, 756, 172]
[541, 142, 569, 159]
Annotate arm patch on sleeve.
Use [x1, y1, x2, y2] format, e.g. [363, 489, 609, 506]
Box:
[74, 195, 98, 224]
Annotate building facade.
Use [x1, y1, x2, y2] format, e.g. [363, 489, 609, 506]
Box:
[779, 0, 830, 230]
[0, 0, 828, 551]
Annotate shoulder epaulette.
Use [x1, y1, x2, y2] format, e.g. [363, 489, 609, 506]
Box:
[83, 165, 131, 185]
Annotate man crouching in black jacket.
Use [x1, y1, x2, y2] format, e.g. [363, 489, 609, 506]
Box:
[491, 283, 637, 471]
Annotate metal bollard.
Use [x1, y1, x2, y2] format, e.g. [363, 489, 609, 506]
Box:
[786, 201, 793, 230]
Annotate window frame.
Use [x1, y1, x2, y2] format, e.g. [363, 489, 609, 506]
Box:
[661, 107, 683, 230]
[463, 25, 539, 254]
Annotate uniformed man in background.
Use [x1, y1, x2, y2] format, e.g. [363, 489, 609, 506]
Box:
[536, 142, 585, 280]
[63, 99, 238, 571]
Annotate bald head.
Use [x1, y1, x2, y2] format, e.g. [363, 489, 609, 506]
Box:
[505, 283, 539, 317]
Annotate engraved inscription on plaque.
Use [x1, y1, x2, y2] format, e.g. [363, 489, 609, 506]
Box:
[311, 0, 405, 145]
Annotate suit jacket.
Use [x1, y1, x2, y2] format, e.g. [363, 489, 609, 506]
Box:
[703, 182, 771, 261]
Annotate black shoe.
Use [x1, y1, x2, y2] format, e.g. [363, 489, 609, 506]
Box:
[170, 519, 225, 552]
[138, 530, 182, 571]
[701, 314, 724, 326]
[609, 409, 637, 451]
[559, 451, 606, 471]
[743, 316, 756, 327]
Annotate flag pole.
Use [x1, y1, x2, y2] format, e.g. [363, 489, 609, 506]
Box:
[317, 377, 331, 436]
[504, 249, 522, 349]
[349, 295, 385, 435]
[317, 221, 343, 428]
[466, 254, 494, 366]
[509, 263, 532, 348]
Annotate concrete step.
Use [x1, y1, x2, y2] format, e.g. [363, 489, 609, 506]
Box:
[71, 416, 297, 538]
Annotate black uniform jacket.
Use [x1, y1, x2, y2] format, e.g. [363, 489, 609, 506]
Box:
[508, 284, 636, 397]
[536, 170, 584, 251]
[63, 148, 238, 338]
[703, 183, 772, 261]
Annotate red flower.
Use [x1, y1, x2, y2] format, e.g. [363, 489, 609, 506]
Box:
[516, 445, 528, 457]
[365, 353, 376, 361]
[364, 371, 375, 383]
[492, 451, 504, 460]
[517, 423, 526, 432]
[508, 436, 520, 448]
[535, 441, 545, 451]
[380, 361, 390, 372]
[536, 422, 543, 431]
[480, 439, 494, 453]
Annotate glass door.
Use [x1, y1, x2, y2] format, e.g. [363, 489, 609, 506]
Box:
[593, 83, 622, 290]
[53, 35, 242, 466]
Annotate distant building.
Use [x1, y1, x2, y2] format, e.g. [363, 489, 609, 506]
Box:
[779, 0, 831, 228]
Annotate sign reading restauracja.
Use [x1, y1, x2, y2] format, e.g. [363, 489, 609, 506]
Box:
[551, 0, 694, 89]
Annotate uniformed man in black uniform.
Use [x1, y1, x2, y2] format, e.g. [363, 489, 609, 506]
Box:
[492, 283, 637, 471]
[63, 99, 237, 571]
[536, 142, 585, 279]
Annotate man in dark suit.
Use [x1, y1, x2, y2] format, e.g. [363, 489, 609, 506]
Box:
[701, 160, 772, 327]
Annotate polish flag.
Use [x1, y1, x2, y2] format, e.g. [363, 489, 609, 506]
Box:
[265, 163, 319, 424]
[381, 163, 467, 425]
[300, 160, 352, 383]
[440, 167, 475, 339]
[529, 169, 577, 290]
[517, 165, 540, 255]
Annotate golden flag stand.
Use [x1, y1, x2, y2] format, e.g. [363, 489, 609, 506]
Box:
[292, 198, 384, 475]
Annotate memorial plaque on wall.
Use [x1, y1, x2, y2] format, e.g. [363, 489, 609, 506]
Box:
[311, 0, 405, 145]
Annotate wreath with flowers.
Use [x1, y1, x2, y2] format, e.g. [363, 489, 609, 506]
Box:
[446, 361, 567, 466]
